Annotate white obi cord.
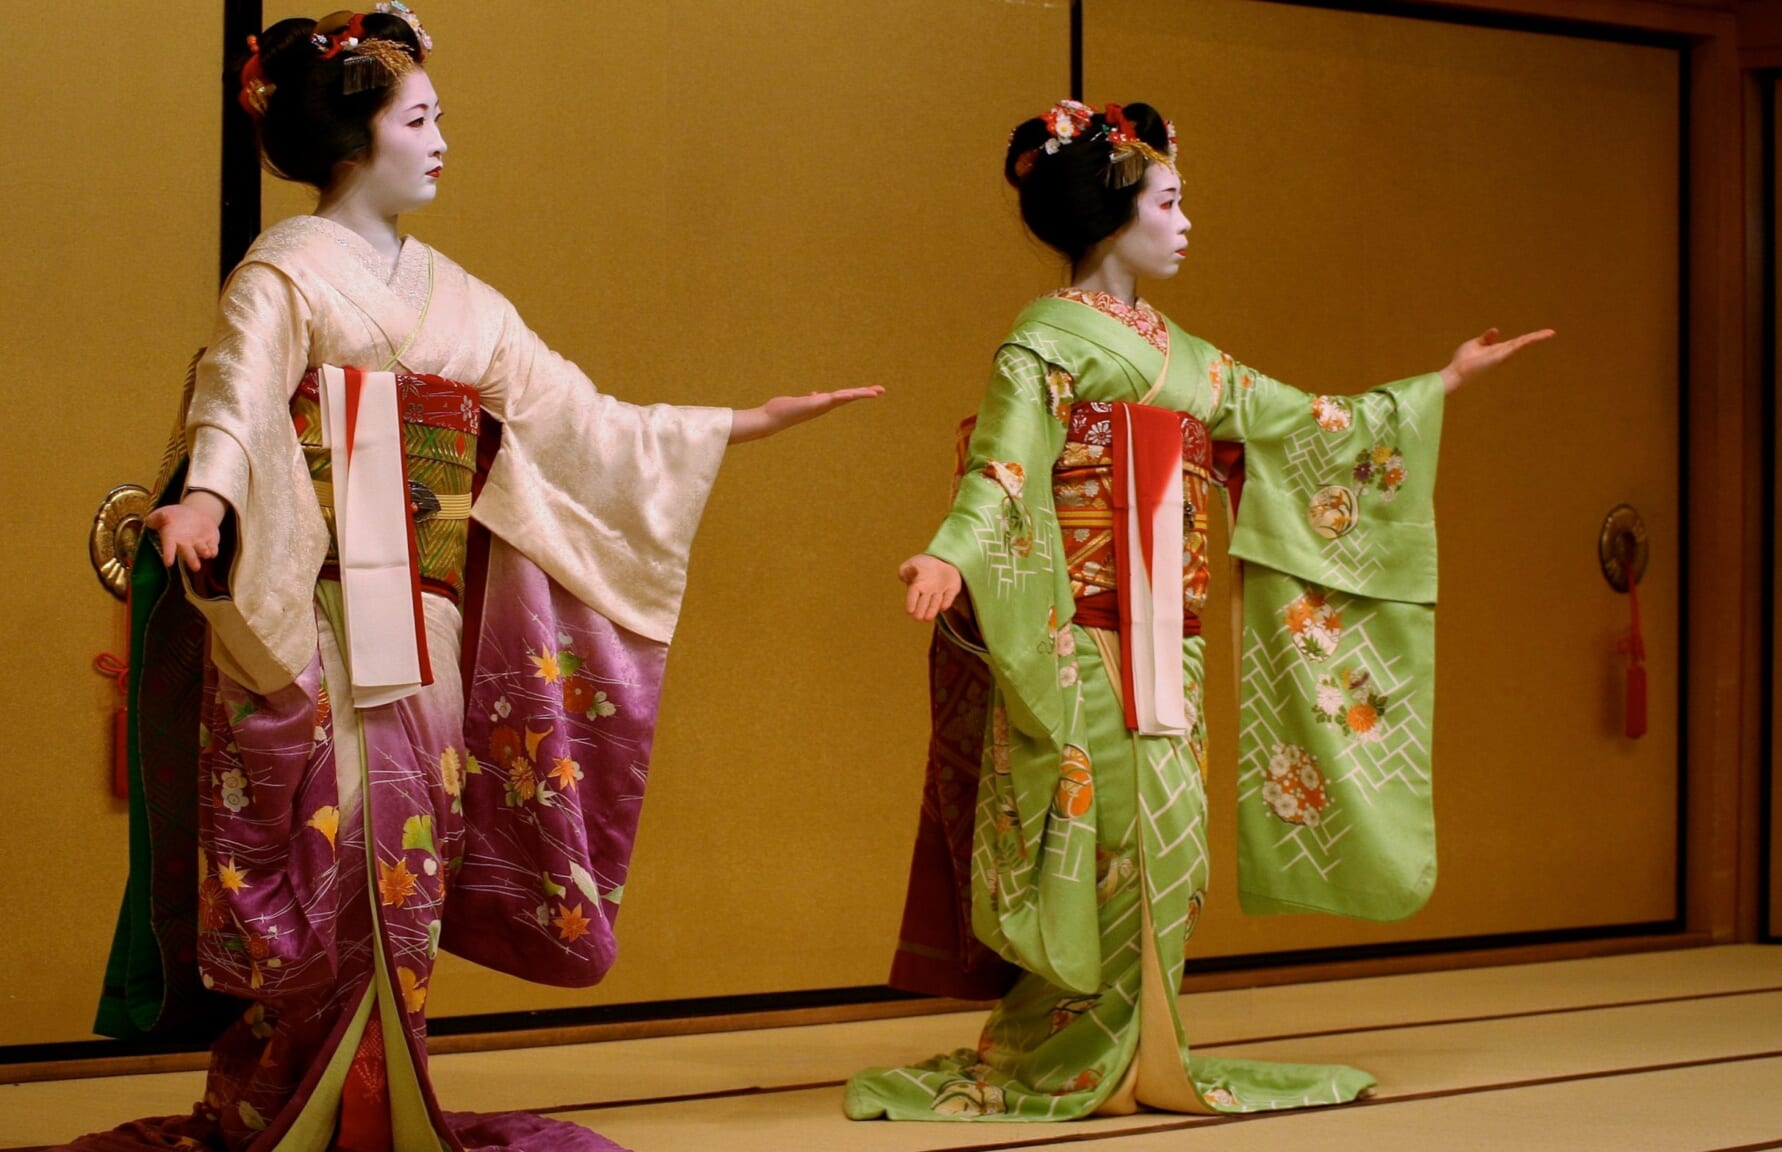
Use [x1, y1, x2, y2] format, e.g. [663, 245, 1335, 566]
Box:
[318, 365, 429, 707]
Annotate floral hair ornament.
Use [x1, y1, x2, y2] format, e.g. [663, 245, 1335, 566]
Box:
[238, 34, 274, 120]
[1043, 99, 1096, 147]
[1011, 99, 1177, 188]
[1013, 99, 1095, 180]
[374, 2, 433, 57]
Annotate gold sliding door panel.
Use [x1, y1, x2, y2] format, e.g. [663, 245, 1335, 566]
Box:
[0, 17, 219, 1046]
[1088, 0, 1681, 954]
[264, 3, 1068, 1020]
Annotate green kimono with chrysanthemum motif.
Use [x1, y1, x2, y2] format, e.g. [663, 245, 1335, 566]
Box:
[846, 292, 1444, 1121]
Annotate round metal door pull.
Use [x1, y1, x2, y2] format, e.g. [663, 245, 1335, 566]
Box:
[1598, 503, 1649, 593]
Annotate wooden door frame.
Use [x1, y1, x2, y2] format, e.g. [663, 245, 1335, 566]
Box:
[1763, 69, 1779, 943]
[33, 2, 1727, 1081]
[1243, 0, 1762, 946]
[1084, 0, 1759, 958]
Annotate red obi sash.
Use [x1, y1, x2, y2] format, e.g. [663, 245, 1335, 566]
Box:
[293, 369, 480, 435]
[292, 369, 482, 604]
[1054, 401, 1214, 641]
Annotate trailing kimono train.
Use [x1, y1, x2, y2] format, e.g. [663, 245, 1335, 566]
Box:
[847, 289, 1443, 1120]
[88, 215, 730, 1152]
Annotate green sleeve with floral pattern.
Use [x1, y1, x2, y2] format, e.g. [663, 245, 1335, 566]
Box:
[1204, 346, 1447, 921]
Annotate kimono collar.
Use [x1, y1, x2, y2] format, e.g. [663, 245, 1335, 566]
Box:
[1016, 294, 1187, 402]
[240, 215, 435, 367]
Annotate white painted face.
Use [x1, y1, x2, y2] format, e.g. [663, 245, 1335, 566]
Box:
[1105, 163, 1191, 282]
[342, 68, 447, 214]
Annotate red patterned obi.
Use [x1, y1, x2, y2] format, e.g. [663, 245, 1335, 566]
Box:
[1054, 402, 1213, 635]
[291, 369, 482, 602]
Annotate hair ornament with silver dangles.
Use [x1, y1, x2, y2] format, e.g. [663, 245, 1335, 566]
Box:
[1100, 103, 1174, 187]
[312, 10, 425, 95]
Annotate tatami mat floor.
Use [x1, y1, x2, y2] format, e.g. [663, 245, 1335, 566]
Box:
[4, 945, 1779, 1151]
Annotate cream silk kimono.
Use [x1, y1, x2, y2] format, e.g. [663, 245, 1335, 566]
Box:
[89, 215, 729, 1152]
[183, 215, 729, 692]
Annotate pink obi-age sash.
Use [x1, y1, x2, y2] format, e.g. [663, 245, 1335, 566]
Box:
[317, 365, 432, 706]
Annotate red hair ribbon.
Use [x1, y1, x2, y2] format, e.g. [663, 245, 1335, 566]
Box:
[1104, 103, 1138, 145]
[318, 13, 370, 59]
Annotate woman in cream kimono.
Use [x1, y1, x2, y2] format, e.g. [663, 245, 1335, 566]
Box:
[846, 100, 1546, 1122]
[84, 10, 875, 1152]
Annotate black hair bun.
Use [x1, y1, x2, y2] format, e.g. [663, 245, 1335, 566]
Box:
[239, 12, 426, 190]
[1003, 102, 1174, 265]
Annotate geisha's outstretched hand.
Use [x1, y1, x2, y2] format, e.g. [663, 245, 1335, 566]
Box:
[144, 491, 227, 572]
[1440, 327, 1555, 394]
[728, 386, 885, 443]
[900, 553, 962, 622]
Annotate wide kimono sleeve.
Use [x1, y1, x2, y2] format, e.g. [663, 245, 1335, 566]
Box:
[924, 343, 1102, 996]
[1202, 343, 1447, 920]
[467, 282, 733, 645]
[181, 262, 332, 695]
[439, 281, 733, 988]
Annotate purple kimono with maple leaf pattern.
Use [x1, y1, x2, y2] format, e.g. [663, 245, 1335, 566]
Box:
[79, 217, 732, 1152]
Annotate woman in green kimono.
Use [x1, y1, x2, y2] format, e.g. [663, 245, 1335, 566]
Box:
[846, 100, 1549, 1121]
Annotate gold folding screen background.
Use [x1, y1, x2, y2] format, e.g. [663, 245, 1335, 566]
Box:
[0, 6, 222, 1048]
[0, 1, 1685, 1045]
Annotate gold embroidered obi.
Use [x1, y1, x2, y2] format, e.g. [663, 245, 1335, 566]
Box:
[291, 369, 481, 601]
[1054, 401, 1213, 633]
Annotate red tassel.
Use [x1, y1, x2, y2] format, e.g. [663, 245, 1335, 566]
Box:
[1624, 664, 1647, 740]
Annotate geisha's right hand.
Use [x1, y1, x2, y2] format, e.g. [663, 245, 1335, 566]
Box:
[899, 553, 962, 622]
[144, 491, 227, 572]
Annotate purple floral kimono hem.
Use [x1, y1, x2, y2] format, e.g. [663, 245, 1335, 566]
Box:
[70, 538, 661, 1152]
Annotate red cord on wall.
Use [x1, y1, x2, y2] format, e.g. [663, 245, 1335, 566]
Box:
[93, 652, 129, 797]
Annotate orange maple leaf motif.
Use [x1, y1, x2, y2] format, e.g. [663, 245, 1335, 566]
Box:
[217, 858, 249, 893]
[550, 756, 582, 793]
[378, 857, 420, 908]
[530, 650, 562, 684]
[552, 902, 592, 944]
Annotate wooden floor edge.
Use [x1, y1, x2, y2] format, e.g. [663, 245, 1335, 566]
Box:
[0, 932, 1719, 1085]
[1174, 930, 1720, 994]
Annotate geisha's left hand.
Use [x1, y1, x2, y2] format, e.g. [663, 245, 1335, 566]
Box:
[1440, 327, 1555, 394]
[728, 386, 885, 443]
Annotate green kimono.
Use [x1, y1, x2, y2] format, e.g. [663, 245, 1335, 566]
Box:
[846, 292, 1444, 1120]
